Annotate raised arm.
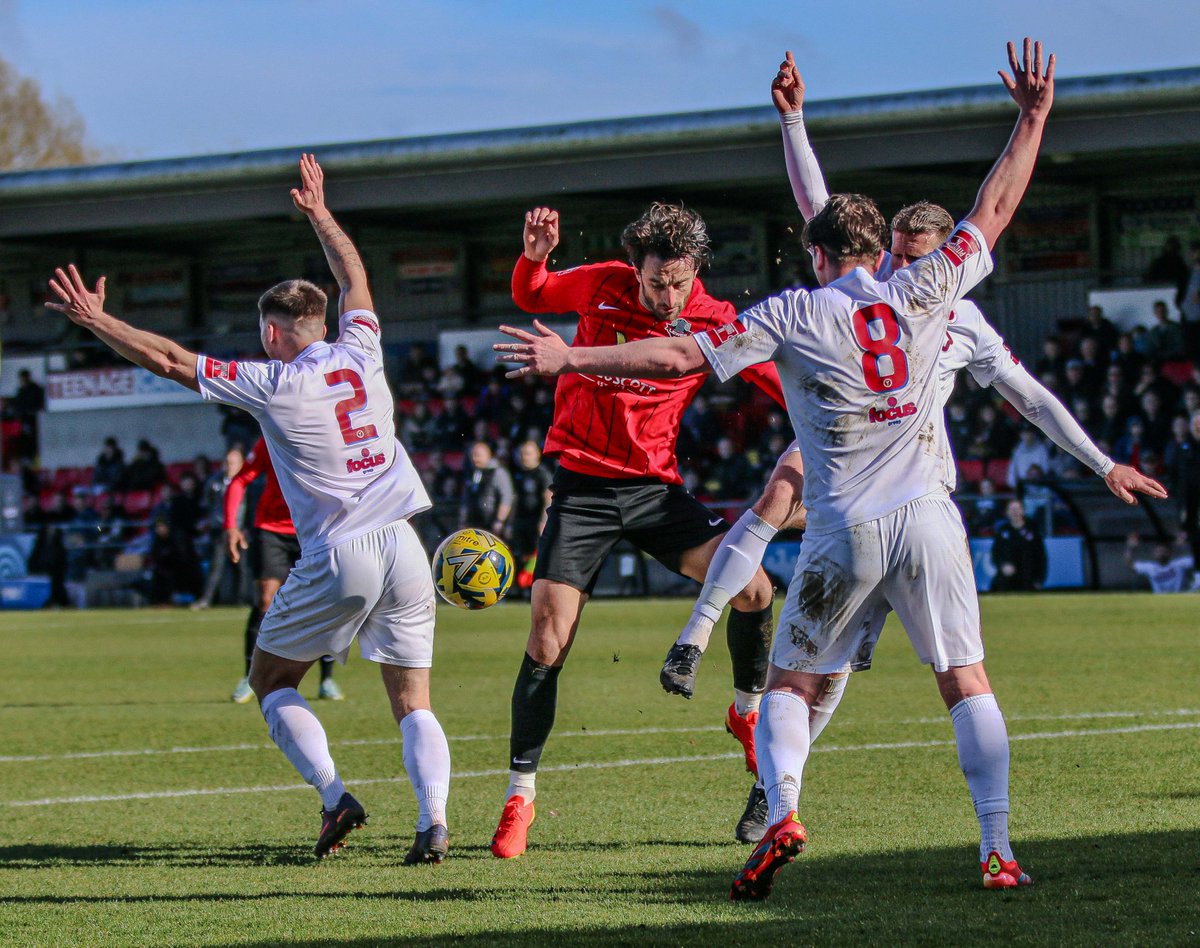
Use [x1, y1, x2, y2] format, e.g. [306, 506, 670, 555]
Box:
[990, 367, 1167, 504]
[963, 39, 1055, 249]
[495, 320, 707, 379]
[291, 153, 372, 315]
[772, 51, 829, 221]
[45, 265, 199, 391]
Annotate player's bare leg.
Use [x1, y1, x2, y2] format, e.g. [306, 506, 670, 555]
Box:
[492, 578, 587, 858]
[935, 661, 1030, 888]
[249, 648, 363, 857]
[379, 664, 452, 865]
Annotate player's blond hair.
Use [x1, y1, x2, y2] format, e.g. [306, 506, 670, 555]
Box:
[257, 279, 327, 324]
[621, 202, 712, 271]
[891, 201, 955, 241]
[802, 193, 888, 265]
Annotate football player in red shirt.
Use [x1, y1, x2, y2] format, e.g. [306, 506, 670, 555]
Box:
[491, 202, 801, 858]
[225, 437, 343, 704]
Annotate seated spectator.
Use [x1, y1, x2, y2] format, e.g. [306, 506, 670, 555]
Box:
[1007, 427, 1051, 488]
[93, 437, 125, 492]
[1182, 387, 1200, 418]
[991, 499, 1047, 592]
[1109, 334, 1144, 383]
[1145, 299, 1186, 361]
[433, 397, 471, 451]
[1132, 363, 1179, 409]
[1162, 415, 1196, 492]
[1061, 359, 1097, 408]
[1080, 304, 1119, 356]
[452, 345, 484, 395]
[422, 450, 463, 504]
[680, 394, 723, 462]
[1131, 325, 1153, 358]
[704, 437, 756, 501]
[1100, 364, 1133, 417]
[1125, 533, 1195, 593]
[124, 440, 167, 491]
[965, 477, 1001, 536]
[1034, 336, 1066, 379]
[400, 401, 438, 451]
[1095, 394, 1127, 449]
[966, 404, 1015, 461]
[946, 401, 974, 453]
[218, 404, 258, 453]
[1077, 336, 1105, 392]
[142, 517, 203, 605]
[1113, 417, 1148, 470]
[1138, 390, 1171, 452]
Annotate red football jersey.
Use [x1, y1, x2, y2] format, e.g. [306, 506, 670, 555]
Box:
[224, 437, 295, 536]
[512, 255, 785, 483]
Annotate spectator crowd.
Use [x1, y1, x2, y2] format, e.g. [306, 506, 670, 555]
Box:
[3, 236, 1200, 603]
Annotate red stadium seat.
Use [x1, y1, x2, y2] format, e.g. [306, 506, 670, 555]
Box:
[166, 462, 192, 484]
[444, 451, 465, 471]
[1160, 360, 1194, 386]
[121, 490, 154, 517]
[957, 460, 984, 485]
[985, 459, 1010, 485]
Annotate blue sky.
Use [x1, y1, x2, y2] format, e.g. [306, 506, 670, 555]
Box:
[3, 0, 1199, 162]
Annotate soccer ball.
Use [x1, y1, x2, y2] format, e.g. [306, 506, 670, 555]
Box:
[432, 528, 515, 609]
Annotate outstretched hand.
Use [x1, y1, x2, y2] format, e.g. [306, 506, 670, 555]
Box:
[45, 264, 107, 326]
[290, 152, 327, 216]
[999, 37, 1055, 118]
[1104, 463, 1168, 505]
[523, 207, 560, 262]
[493, 320, 571, 378]
[771, 50, 805, 115]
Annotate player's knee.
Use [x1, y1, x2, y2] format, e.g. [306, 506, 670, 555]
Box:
[730, 569, 774, 611]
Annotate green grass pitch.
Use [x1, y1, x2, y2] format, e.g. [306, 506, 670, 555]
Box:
[1, 594, 1197, 945]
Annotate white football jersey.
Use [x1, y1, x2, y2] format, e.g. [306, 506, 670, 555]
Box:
[696, 222, 993, 535]
[197, 309, 430, 554]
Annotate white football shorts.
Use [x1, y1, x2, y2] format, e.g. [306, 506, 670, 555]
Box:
[257, 519, 436, 667]
[772, 490, 982, 674]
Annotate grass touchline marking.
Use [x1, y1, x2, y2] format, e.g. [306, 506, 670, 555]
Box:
[4, 709, 1198, 764]
[6, 721, 1198, 808]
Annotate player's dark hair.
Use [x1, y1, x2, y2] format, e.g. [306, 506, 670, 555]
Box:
[257, 279, 327, 323]
[802, 193, 888, 265]
[621, 202, 712, 271]
[891, 201, 954, 242]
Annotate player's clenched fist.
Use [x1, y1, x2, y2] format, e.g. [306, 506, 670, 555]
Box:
[523, 207, 560, 263]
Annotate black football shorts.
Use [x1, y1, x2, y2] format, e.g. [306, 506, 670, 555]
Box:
[534, 467, 728, 595]
[252, 527, 302, 583]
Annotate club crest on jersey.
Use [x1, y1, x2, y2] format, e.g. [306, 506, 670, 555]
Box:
[705, 321, 748, 348]
[347, 447, 387, 473]
[204, 359, 237, 381]
[940, 228, 980, 267]
[665, 317, 692, 337]
[868, 396, 917, 426]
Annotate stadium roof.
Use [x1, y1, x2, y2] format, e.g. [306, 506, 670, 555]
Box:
[0, 66, 1198, 237]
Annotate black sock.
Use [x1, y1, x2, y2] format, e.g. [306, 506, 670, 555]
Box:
[726, 602, 774, 694]
[509, 652, 562, 773]
[319, 656, 334, 683]
[243, 607, 263, 676]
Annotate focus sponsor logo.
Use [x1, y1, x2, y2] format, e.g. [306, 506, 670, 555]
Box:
[347, 447, 387, 473]
[940, 228, 980, 267]
[868, 396, 917, 426]
[204, 359, 238, 381]
[704, 320, 747, 348]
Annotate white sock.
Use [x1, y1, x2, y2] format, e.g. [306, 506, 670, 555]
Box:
[400, 708, 451, 832]
[505, 770, 536, 804]
[950, 693, 1013, 862]
[755, 690, 811, 825]
[733, 688, 762, 717]
[261, 688, 345, 810]
[678, 510, 778, 651]
[809, 673, 848, 743]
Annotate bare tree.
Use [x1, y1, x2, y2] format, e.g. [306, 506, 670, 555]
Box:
[0, 57, 96, 170]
